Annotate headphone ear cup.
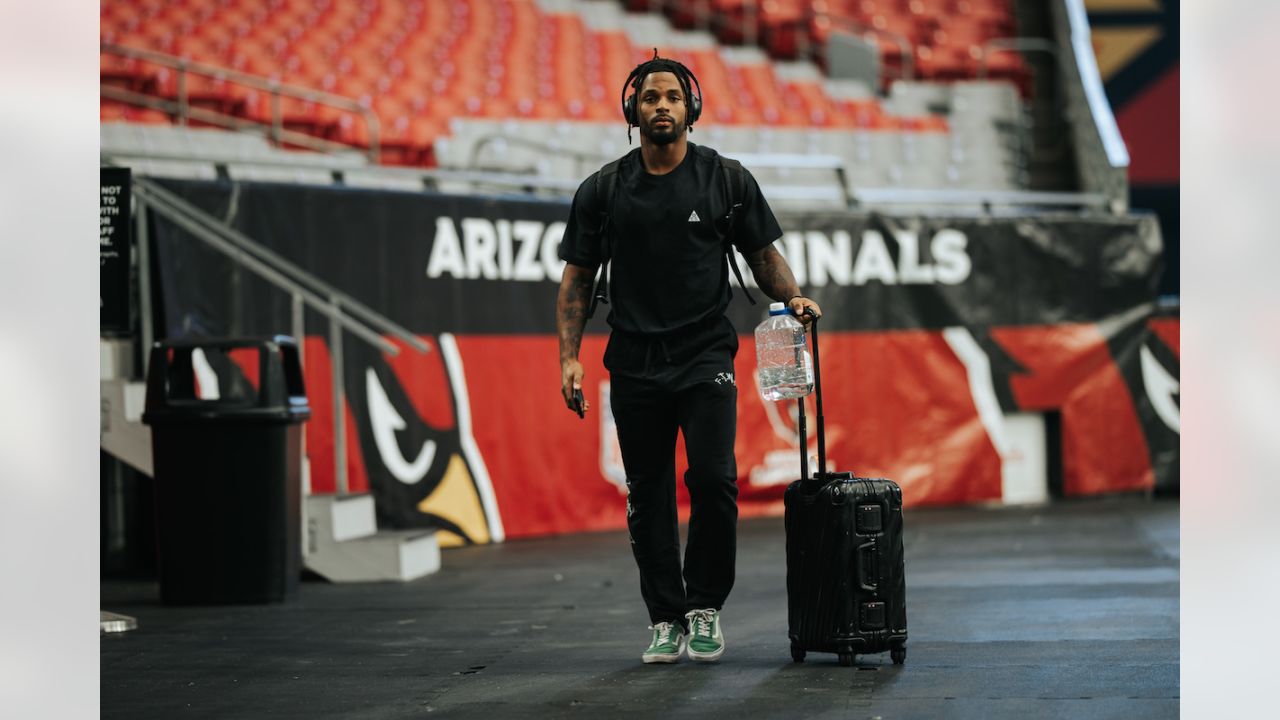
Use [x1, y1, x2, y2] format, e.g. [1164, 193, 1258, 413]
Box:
[623, 94, 636, 125]
[688, 94, 701, 124]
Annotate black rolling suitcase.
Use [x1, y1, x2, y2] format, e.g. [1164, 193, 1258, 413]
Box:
[783, 312, 908, 666]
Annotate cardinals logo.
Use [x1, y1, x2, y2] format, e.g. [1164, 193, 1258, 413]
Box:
[597, 380, 627, 494]
[1114, 315, 1180, 493]
[942, 312, 1180, 498]
[200, 339, 506, 546]
[746, 370, 836, 488]
[313, 333, 505, 547]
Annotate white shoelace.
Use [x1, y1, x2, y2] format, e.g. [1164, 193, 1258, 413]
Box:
[688, 610, 714, 637]
[652, 622, 675, 645]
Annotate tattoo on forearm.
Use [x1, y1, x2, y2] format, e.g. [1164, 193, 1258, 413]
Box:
[556, 269, 596, 361]
[746, 245, 801, 302]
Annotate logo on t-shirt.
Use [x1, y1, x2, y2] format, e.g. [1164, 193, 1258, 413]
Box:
[688, 210, 700, 222]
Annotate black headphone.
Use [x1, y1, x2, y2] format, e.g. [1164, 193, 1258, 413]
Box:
[620, 52, 703, 128]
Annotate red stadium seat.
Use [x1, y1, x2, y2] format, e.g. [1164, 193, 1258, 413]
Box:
[835, 98, 892, 129]
[128, 106, 173, 125]
[101, 101, 132, 122]
[102, 0, 995, 166]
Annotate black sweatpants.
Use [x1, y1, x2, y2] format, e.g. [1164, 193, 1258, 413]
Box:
[605, 316, 740, 628]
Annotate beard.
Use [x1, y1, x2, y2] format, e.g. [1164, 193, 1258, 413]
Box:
[641, 117, 682, 145]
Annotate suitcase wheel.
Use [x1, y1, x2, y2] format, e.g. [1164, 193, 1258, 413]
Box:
[790, 641, 806, 663]
[838, 652, 855, 667]
[891, 646, 906, 665]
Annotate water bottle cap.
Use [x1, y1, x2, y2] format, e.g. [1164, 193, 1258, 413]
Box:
[768, 302, 789, 316]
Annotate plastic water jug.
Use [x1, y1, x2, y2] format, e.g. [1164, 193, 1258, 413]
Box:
[755, 302, 814, 401]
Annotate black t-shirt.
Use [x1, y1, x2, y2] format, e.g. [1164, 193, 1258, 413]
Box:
[558, 143, 783, 336]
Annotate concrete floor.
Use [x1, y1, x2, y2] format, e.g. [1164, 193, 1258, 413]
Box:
[101, 497, 1179, 719]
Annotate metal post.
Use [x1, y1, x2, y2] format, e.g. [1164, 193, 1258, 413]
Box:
[978, 38, 1058, 80]
[292, 293, 306, 358]
[270, 81, 283, 147]
[365, 110, 381, 165]
[329, 297, 347, 495]
[745, 0, 757, 46]
[797, 398, 809, 482]
[135, 194, 153, 377]
[809, 314, 826, 479]
[293, 291, 311, 560]
[292, 292, 309, 497]
[176, 61, 188, 126]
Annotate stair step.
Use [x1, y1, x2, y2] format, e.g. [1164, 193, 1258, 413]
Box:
[344, 529, 437, 547]
[101, 379, 153, 476]
[306, 493, 377, 542]
[305, 528, 440, 583]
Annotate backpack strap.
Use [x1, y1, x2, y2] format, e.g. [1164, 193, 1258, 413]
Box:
[715, 154, 757, 305]
[588, 148, 757, 320]
[586, 158, 622, 320]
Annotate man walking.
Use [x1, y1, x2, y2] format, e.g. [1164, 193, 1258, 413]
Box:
[555, 53, 821, 664]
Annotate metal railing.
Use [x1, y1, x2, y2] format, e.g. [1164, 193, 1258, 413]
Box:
[113, 135, 1119, 214]
[977, 38, 1059, 80]
[459, 129, 854, 205]
[102, 43, 381, 164]
[734, 152, 853, 205]
[1050, 0, 1129, 213]
[850, 187, 1109, 213]
[469, 134, 610, 179]
[126, 171, 427, 496]
[100, 147, 582, 195]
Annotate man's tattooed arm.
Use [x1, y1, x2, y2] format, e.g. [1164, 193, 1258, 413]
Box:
[744, 244, 801, 302]
[557, 262, 598, 411]
[557, 263, 598, 362]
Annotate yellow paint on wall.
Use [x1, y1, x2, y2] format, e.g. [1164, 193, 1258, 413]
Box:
[1092, 27, 1162, 81]
[417, 453, 492, 548]
[1085, 0, 1162, 12]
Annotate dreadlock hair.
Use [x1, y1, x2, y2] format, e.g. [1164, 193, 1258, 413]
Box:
[620, 49, 703, 144]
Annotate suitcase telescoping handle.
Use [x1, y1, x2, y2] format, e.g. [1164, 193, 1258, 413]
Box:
[799, 307, 827, 481]
[797, 382, 809, 483]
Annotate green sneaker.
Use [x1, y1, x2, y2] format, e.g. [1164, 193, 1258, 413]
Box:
[642, 621, 686, 664]
[685, 608, 725, 662]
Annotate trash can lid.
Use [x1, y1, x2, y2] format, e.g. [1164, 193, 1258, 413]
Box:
[142, 335, 311, 425]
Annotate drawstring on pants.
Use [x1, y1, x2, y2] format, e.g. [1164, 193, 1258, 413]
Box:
[642, 338, 673, 375]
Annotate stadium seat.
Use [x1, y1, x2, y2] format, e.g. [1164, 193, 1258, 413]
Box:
[100, 0, 1023, 192]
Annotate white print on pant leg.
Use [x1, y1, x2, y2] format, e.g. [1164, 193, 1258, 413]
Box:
[625, 481, 636, 545]
[714, 372, 734, 386]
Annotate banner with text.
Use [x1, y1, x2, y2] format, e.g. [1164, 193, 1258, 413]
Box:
[149, 179, 1178, 544]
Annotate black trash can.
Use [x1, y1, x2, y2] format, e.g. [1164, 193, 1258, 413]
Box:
[142, 336, 310, 604]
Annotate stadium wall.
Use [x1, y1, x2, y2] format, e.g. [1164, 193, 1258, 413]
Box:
[146, 180, 1179, 545]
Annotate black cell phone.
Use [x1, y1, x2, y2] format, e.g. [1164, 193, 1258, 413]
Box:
[572, 388, 585, 419]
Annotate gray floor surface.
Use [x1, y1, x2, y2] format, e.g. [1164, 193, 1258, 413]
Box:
[101, 497, 1179, 719]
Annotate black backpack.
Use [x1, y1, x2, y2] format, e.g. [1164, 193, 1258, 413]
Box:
[585, 146, 758, 319]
